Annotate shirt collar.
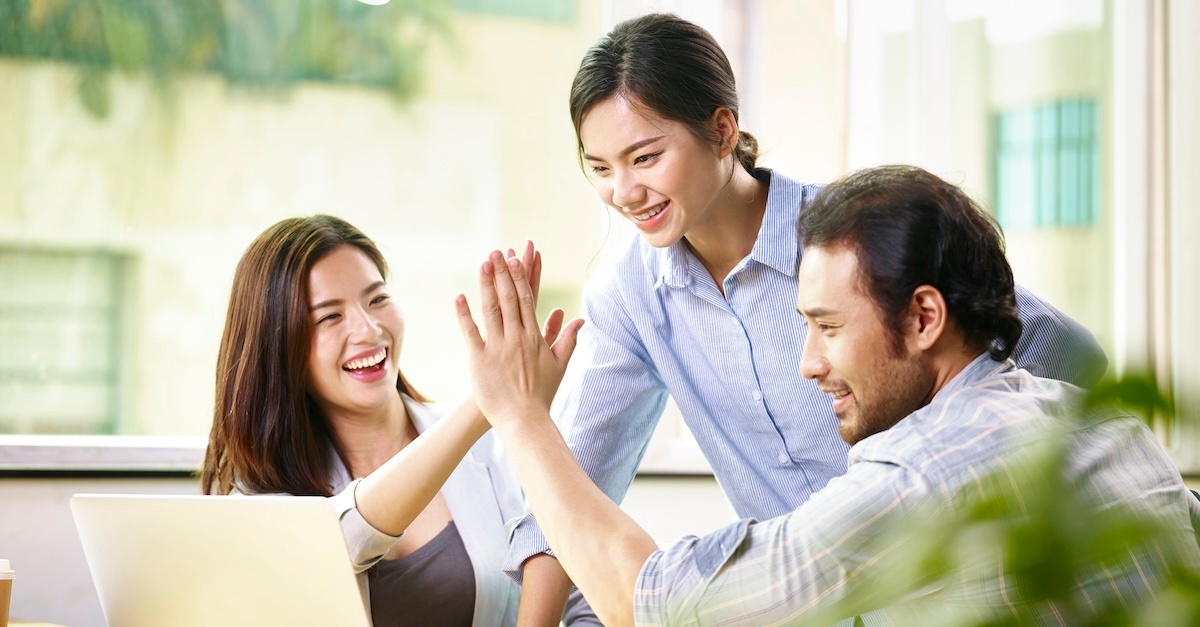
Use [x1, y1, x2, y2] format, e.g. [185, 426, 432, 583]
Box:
[656, 169, 802, 288]
[933, 352, 1016, 401]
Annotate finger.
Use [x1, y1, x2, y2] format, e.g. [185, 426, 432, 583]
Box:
[491, 250, 523, 335]
[516, 241, 541, 305]
[530, 248, 542, 305]
[518, 240, 532, 266]
[505, 256, 539, 336]
[454, 294, 484, 351]
[478, 258, 504, 340]
[542, 308, 564, 347]
[550, 318, 585, 364]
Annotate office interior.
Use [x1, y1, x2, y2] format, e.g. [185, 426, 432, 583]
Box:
[1, 1, 1197, 625]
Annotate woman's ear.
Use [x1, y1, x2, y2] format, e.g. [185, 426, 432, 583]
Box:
[710, 107, 739, 158]
[907, 285, 947, 352]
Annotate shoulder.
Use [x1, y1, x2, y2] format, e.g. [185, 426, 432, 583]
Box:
[762, 169, 825, 212]
[580, 231, 665, 317]
[855, 368, 1079, 467]
[588, 231, 661, 288]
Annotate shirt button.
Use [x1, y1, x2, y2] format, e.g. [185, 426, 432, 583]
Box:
[777, 452, 790, 465]
[752, 390, 763, 402]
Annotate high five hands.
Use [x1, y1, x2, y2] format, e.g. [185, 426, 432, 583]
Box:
[456, 249, 585, 429]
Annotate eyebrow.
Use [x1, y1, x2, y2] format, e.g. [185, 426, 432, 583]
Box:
[582, 135, 665, 162]
[310, 280, 387, 312]
[797, 306, 838, 318]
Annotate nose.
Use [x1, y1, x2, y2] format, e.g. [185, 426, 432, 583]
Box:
[610, 168, 646, 209]
[798, 332, 828, 380]
[348, 305, 382, 342]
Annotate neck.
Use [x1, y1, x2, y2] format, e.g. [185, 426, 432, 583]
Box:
[923, 344, 985, 406]
[683, 164, 768, 288]
[326, 392, 413, 479]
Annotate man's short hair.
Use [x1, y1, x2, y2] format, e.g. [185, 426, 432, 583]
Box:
[797, 165, 1022, 359]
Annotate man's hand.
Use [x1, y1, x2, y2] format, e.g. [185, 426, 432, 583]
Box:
[456, 250, 651, 627]
[456, 250, 584, 426]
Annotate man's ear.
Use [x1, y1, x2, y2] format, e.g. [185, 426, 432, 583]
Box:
[710, 107, 739, 158]
[907, 285, 947, 351]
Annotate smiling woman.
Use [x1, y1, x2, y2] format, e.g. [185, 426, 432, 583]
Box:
[198, 215, 596, 626]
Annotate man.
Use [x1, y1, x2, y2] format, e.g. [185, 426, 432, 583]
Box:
[456, 165, 1200, 626]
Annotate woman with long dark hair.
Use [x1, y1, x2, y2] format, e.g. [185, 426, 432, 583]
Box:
[200, 215, 588, 626]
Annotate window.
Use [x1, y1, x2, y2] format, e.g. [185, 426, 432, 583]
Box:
[993, 99, 1099, 229]
[0, 248, 129, 435]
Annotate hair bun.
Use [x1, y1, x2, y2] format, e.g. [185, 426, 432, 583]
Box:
[736, 130, 760, 171]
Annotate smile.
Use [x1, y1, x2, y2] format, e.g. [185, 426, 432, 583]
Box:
[343, 348, 386, 371]
[632, 202, 667, 222]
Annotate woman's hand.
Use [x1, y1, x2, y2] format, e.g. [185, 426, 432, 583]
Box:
[456, 250, 584, 427]
[506, 240, 542, 309]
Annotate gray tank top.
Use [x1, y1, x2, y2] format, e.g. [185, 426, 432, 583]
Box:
[367, 520, 476, 626]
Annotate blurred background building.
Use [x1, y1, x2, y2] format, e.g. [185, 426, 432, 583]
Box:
[1, 0, 1197, 624]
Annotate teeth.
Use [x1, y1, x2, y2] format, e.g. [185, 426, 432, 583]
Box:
[633, 203, 665, 222]
[344, 348, 386, 371]
[831, 391, 849, 399]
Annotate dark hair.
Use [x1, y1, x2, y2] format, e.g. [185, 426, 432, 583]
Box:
[568, 12, 759, 174]
[201, 215, 427, 496]
[797, 165, 1023, 360]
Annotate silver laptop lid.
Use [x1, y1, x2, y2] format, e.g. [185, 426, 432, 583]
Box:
[70, 493, 370, 627]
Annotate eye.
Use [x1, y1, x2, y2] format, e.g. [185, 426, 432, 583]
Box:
[634, 152, 661, 165]
[589, 165, 609, 176]
[315, 312, 340, 325]
[370, 294, 390, 306]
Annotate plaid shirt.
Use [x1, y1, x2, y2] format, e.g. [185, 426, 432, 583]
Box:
[633, 355, 1200, 625]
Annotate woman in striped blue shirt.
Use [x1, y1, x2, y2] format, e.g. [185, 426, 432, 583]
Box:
[506, 13, 1108, 624]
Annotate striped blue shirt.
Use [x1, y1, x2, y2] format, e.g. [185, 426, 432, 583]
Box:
[505, 170, 1107, 578]
[631, 355, 1200, 625]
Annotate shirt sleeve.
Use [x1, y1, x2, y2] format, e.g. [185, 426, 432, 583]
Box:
[329, 477, 404, 574]
[1012, 283, 1108, 387]
[634, 461, 937, 626]
[504, 273, 669, 581]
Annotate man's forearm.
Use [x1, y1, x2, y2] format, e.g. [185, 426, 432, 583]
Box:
[496, 407, 657, 627]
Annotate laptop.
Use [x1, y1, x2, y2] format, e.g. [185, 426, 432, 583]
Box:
[70, 493, 371, 627]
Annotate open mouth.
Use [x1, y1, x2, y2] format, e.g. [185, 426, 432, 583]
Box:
[824, 388, 852, 413]
[343, 348, 387, 374]
[632, 202, 668, 222]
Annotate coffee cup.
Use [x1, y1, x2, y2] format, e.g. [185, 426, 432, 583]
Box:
[0, 559, 13, 627]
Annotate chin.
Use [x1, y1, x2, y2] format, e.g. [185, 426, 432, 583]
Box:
[836, 422, 858, 446]
[643, 230, 684, 249]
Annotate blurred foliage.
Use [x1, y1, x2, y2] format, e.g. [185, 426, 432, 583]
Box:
[1083, 373, 1175, 429]
[0, 0, 453, 118]
[811, 373, 1200, 626]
